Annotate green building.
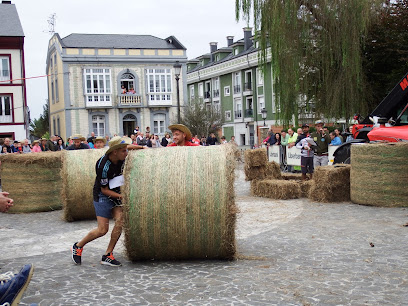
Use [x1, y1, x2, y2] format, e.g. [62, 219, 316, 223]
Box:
[186, 28, 278, 146]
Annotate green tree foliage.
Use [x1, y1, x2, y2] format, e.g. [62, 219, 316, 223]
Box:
[29, 104, 49, 138]
[363, 0, 408, 111]
[180, 99, 224, 138]
[236, 0, 384, 124]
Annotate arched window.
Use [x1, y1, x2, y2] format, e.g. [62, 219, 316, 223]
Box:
[120, 73, 135, 93]
[123, 114, 136, 121]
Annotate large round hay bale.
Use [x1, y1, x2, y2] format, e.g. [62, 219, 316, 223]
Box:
[0, 152, 62, 213]
[350, 143, 408, 207]
[61, 149, 107, 221]
[123, 145, 236, 261]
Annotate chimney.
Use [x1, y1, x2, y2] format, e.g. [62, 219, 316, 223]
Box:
[227, 36, 234, 47]
[243, 27, 253, 50]
[210, 42, 218, 62]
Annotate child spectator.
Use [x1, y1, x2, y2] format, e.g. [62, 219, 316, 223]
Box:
[296, 137, 314, 180]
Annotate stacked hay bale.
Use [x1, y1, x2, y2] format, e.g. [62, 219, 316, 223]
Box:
[350, 143, 408, 207]
[308, 165, 351, 202]
[244, 148, 281, 181]
[123, 145, 237, 261]
[61, 148, 107, 221]
[0, 152, 62, 213]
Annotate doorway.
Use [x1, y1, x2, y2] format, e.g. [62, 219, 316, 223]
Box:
[123, 114, 137, 136]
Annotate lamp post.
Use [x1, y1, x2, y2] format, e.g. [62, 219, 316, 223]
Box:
[173, 61, 182, 123]
[261, 107, 267, 126]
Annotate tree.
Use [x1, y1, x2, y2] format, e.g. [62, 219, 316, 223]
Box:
[363, 0, 408, 112]
[179, 99, 224, 138]
[29, 104, 49, 138]
[236, 0, 384, 124]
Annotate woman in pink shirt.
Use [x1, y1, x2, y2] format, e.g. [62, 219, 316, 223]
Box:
[31, 140, 42, 152]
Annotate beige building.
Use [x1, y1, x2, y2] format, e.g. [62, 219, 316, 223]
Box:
[46, 33, 187, 140]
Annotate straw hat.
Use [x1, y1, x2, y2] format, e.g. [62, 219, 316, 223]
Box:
[168, 124, 192, 141]
[106, 136, 132, 155]
[70, 134, 85, 141]
[40, 138, 48, 142]
[93, 136, 107, 144]
[32, 140, 39, 145]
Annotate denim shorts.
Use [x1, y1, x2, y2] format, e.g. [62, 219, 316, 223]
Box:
[93, 192, 118, 219]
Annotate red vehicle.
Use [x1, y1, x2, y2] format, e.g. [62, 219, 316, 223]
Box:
[334, 72, 408, 163]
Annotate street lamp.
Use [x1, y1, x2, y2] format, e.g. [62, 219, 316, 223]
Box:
[261, 107, 267, 126]
[173, 61, 182, 123]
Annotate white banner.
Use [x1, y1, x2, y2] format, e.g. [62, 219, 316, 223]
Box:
[286, 147, 302, 166]
[328, 145, 339, 165]
[268, 145, 280, 163]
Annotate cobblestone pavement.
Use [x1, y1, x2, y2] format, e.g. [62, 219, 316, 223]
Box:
[1, 167, 407, 305]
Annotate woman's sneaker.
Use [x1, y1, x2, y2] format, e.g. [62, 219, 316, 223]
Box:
[101, 253, 122, 267]
[71, 242, 83, 265]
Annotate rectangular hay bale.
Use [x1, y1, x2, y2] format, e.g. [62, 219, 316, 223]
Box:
[265, 161, 282, 179]
[252, 179, 301, 200]
[309, 165, 350, 202]
[244, 148, 268, 167]
[244, 165, 266, 181]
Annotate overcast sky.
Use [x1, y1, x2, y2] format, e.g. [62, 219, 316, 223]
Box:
[12, 0, 250, 120]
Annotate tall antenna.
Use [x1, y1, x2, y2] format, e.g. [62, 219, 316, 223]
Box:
[45, 13, 56, 35]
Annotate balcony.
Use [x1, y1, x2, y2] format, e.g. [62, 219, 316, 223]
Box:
[234, 110, 242, 119]
[118, 94, 143, 108]
[148, 93, 172, 107]
[204, 91, 211, 99]
[213, 89, 220, 98]
[245, 109, 254, 117]
[234, 85, 241, 94]
[85, 94, 113, 108]
[244, 82, 252, 91]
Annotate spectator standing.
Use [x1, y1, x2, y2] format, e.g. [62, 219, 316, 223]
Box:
[39, 138, 49, 152]
[145, 133, 152, 148]
[93, 136, 107, 149]
[220, 136, 228, 144]
[2, 138, 12, 153]
[200, 136, 207, 146]
[66, 134, 90, 150]
[334, 128, 343, 143]
[87, 132, 96, 145]
[207, 133, 218, 145]
[310, 120, 331, 167]
[136, 132, 146, 146]
[296, 137, 314, 180]
[329, 132, 342, 146]
[346, 126, 354, 142]
[154, 135, 162, 148]
[31, 140, 41, 152]
[161, 133, 171, 147]
[274, 133, 281, 145]
[287, 128, 299, 173]
[281, 130, 289, 147]
[192, 135, 201, 145]
[296, 124, 310, 144]
[56, 139, 66, 150]
[22, 139, 31, 153]
[229, 136, 238, 146]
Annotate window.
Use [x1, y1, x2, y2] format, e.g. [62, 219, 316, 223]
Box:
[258, 96, 265, 113]
[153, 113, 166, 134]
[198, 83, 203, 98]
[257, 68, 264, 86]
[84, 68, 112, 103]
[53, 117, 56, 135]
[234, 72, 241, 94]
[0, 96, 12, 123]
[213, 78, 220, 98]
[225, 110, 231, 121]
[51, 80, 55, 104]
[204, 81, 211, 99]
[146, 68, 172, 102]
[190, 85, 195, 99]
[92, 115, 105, 136]
[120, 72, 135, 93]
[57, 117, 60, 136]
[55, 79, 59, 102]
[245, 70, 252, 91]
[235, 98, 242, 119]
[224, 86, 230, 96]
[53, 53, 57, 68]
[234, 48, 238, 55]
[0, 57, 10, 82]
[213, 100, 220, 113]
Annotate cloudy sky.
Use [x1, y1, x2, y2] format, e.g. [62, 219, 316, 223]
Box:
[12, 0, 250, 120]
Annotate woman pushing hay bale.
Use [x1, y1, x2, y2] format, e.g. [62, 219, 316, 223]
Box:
[0, 152, 62, 213]
[123, 145, 236, 261]
[61, 148, 107, 221]
[350, 143, 408, 207]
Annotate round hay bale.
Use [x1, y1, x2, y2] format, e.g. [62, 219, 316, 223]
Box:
[308, 165, 350, 202]
[0, 152, 62, 213]
[61, 148, 107, 221]
[123, 145, 236, 261]
[244, 148, 268, 167]
[350, 143, 408, 207]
